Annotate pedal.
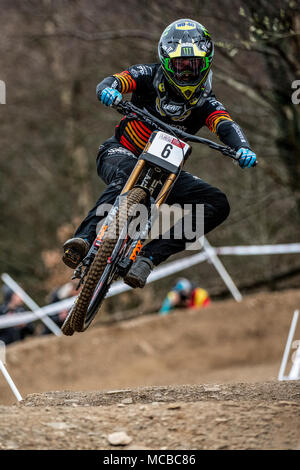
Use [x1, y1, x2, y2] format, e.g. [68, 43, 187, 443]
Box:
[117, 258, 132, 277]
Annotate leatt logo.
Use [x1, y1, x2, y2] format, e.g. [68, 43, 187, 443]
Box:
[0, 80, 6, 104]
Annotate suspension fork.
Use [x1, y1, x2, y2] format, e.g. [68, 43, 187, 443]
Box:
[121, 159, 146, 194]
[73, 159, 156, 283]
[83, 159, 147, 254]
[120, 172, 177, 268]
[155, 173, 177, 207]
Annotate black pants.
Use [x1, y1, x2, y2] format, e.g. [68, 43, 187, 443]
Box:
[74, 137, 230, 265]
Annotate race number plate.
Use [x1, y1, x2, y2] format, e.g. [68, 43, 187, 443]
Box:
[146, 131, 190, 168]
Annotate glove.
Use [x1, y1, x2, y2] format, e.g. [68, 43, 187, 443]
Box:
[236, 148, 257, 168]
[100, 87, 122, 107]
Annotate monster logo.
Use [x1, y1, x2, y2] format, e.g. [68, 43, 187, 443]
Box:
[182, 46, 193, 56]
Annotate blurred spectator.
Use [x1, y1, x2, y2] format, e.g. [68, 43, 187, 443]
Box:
[0, 286, 35, 345]
[159, 278, 210, 315]
[42, 281, 78, 334]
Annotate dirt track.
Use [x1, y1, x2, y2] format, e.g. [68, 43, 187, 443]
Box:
[0, 289, 300, 449]
[0, 382, 300, 450]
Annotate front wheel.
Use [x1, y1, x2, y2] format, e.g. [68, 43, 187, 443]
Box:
[61, 187, 147, 335]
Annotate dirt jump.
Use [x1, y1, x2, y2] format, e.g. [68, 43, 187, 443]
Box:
[0, 288, 300, 450]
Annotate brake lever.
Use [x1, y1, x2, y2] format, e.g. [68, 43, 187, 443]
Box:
[112, 101, 143, 123]
[112, 101, 127, 114]
[221, 146, 258, 167]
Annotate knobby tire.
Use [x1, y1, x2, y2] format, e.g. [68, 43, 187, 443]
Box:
[61, 187, 146, 335]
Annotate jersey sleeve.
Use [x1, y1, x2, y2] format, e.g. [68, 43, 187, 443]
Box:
[111, 70, 137, 94]
[203, 94, 233, 133]
[203, 93, 250, 150]
[96, 64, 155, 100]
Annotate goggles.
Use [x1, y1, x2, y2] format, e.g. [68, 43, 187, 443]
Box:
[170, 57, 209, 84]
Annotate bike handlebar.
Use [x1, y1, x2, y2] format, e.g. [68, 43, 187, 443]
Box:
[113, 100, 257, 166]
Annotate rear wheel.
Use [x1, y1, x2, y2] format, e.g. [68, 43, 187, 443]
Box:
[61, 187, 147, 335]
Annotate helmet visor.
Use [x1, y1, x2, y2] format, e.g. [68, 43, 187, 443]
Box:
[171, 57, 207, 84]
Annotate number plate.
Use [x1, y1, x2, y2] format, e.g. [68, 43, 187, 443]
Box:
[146, 131, 190, 168]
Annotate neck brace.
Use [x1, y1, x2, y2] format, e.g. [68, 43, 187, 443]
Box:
[153, 67, 213, 121]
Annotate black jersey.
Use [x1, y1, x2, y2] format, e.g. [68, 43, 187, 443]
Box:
[96, 63, 250, 156]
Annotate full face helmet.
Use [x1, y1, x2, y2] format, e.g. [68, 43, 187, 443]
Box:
[173, 278, 194, 300]
[158, 19, 214, 102]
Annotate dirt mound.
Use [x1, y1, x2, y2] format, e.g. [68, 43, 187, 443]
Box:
[1, 382, 300, 450]
[1, 289, 300, 449]
[21, 381, 300, 407]
[1, 288, 300, 406]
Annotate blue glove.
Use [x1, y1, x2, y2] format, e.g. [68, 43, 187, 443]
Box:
[236, 148, 257, 168]
[100, 87, 122, 107]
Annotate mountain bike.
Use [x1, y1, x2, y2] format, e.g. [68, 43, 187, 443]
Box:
[61, 101, 254, 336]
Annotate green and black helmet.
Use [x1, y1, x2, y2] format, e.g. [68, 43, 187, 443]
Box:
[158, 19, 214, 102]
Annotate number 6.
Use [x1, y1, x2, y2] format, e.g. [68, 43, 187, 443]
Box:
[161, 143, 173, 158]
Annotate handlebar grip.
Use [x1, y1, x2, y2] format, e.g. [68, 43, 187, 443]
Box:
[236, 157, 258, 167]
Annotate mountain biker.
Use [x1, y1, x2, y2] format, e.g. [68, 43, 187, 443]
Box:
[62, 19, 256, 288]
[159, 278, 210, 315]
